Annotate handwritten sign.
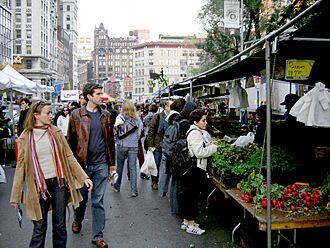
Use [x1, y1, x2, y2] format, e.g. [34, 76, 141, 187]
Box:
[285, 60, 315, 80]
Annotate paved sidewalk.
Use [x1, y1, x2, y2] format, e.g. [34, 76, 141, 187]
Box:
[0, 164, 232, 248]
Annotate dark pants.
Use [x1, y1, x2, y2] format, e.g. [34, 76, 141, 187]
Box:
[151, 149, 162, 183]
[180, 167, 207, 220]
[29, 178, 68, 248]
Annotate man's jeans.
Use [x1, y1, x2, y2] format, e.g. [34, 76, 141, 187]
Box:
[158, 154, 170, 196]
[151, 149, 162, 183]
[30, 178, 68, 248]
[114, 145, 138, 194]
[74, 163, 109, 241]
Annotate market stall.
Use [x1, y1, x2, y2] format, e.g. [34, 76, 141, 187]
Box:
[171, 0, 330, 246]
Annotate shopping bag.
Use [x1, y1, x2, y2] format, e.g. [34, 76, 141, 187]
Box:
[140, 151, 158, 177]
[231, 132, 255, 147]
[0, 166, 6, 183]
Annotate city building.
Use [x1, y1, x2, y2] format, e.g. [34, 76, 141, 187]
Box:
[60, 0, 78, 89]
[77, 32, 93, 90]
[0, 2, 12, 66]
[93, 23, 137, 99]
[129, 29, 150, 44]
[78, 32, 93, 61]
[132, 39, 202, 103]
[8, 0, 57, 90]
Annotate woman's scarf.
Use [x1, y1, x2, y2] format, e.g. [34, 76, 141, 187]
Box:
[29, 126, 64, 200]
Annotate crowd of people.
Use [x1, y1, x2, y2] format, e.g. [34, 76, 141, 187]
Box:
[9, 80, 307, 248]
[8, 82, 220, 248]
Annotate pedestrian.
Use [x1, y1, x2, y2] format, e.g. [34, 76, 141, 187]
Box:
[158, 99, 183, 197]
[113, 100, 143, 197]
[9, 100, 93, 248]
[181, 109, 218, 235]
[56, 106, 70, 137]
[79, 93, 87, 107]
[53, 104, 63, 126]
[143, 103, 158, 134]
[17, 97, 31, 136]
[67, 83, 116, 248]
[146, 100, 172, 191]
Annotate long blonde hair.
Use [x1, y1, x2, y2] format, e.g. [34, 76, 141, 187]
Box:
[121, 100, 139, 120]
[24, 101, 52, 132]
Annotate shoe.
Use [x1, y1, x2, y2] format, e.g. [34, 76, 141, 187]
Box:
[181, 222, 199, 230]
[151, 182, 158, 190]
[91, 239, 108, 248]
[131, 193, 138, 197]
[159, 192, 167, 197]
[72, 221, 82, 234]
[186, 225, 205, 235]
[112, 184, 120, 192]
[140, 173, 150, 180]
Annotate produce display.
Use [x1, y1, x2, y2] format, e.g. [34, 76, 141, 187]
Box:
[237, 171, 330, 216]
[209, 140, 300, 188]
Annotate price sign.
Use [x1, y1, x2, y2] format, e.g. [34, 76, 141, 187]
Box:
[285, 60, 315, 80]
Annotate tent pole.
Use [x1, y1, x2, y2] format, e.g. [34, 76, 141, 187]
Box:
[9, 88, 15, 140]
[265, 40, 272, 248]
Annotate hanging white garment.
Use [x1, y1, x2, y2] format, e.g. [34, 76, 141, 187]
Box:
[290, 82, 330, 127]
[229, 83, 249, 108]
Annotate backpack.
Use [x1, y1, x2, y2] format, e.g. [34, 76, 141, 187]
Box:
[161, 118, 196, 177]
[170, 127, 197, 177]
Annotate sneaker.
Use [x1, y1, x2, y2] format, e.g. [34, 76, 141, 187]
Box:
[151, 182, 158, 190]
[112, 185, 120, 192]
[140, 173, 150, 180]
[131, 193, 138, 197]
[181, 222, 199, 230]
[72, 221, 82, 234]
[186, 225, 205, 235]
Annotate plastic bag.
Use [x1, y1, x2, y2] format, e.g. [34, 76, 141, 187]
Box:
[0, 166, 7, 183]
[231, 132, 255, 147]
[140, 151, 158, 177]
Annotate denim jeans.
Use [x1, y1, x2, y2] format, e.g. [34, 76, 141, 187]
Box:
[30, 178, 68, 248]
[151, 149, 162, 183]
[114, 145, 138, 194]
[158, 154, 170, 196]
[74, 163, 109, 241]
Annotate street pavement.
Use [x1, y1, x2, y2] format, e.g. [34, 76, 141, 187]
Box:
[0, 163, 233, 248]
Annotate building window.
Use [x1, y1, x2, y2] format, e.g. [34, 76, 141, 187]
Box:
[16, 29, 22, 39]
[15, 13, 21, 22]
[26, 13, 32, 23]
[66, 15, 70, 21]
[27, 0, 32, 7]
[67, 5, 70, 11]
[26, 45, 32, 54]
[149, 87, 153, 93]
[16, 0, 21, 7]
[66, 24, 70, 30]
[15, 45, 22, 54]
[26, 30, 32, 39]
[26, 59, 32, 69]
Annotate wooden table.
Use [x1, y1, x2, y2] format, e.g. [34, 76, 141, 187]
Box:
[226, 188, 330, 231]
[210, 177, 330, 245]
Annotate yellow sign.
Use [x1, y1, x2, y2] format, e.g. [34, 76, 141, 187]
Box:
[285, 60, 315, 80]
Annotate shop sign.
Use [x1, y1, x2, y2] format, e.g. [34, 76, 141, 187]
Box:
[285, 60, 315, 80]
[60, 90, 79, 101]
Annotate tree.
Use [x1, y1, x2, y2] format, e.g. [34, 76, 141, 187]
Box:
[194, 0, 318, 75]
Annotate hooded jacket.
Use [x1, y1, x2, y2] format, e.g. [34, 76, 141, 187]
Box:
[187, 124, 218, 171]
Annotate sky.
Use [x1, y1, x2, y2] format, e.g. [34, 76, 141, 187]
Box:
[77, 0, 206, 39]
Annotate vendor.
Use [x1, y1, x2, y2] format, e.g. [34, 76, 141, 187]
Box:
[280, 93, 299, 121]
[253, 105, 266, 144]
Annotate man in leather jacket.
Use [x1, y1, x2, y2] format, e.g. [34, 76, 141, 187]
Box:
[67, 83, 115, 248]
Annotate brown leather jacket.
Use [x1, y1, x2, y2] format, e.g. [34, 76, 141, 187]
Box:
[67, 106, 116, 169]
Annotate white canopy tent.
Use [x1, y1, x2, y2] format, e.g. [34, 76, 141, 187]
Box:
[0, 65, 54, 138]
[0, 65, 54, 94]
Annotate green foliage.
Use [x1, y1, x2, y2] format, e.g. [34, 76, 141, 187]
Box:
[197, 0, 320, 70]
